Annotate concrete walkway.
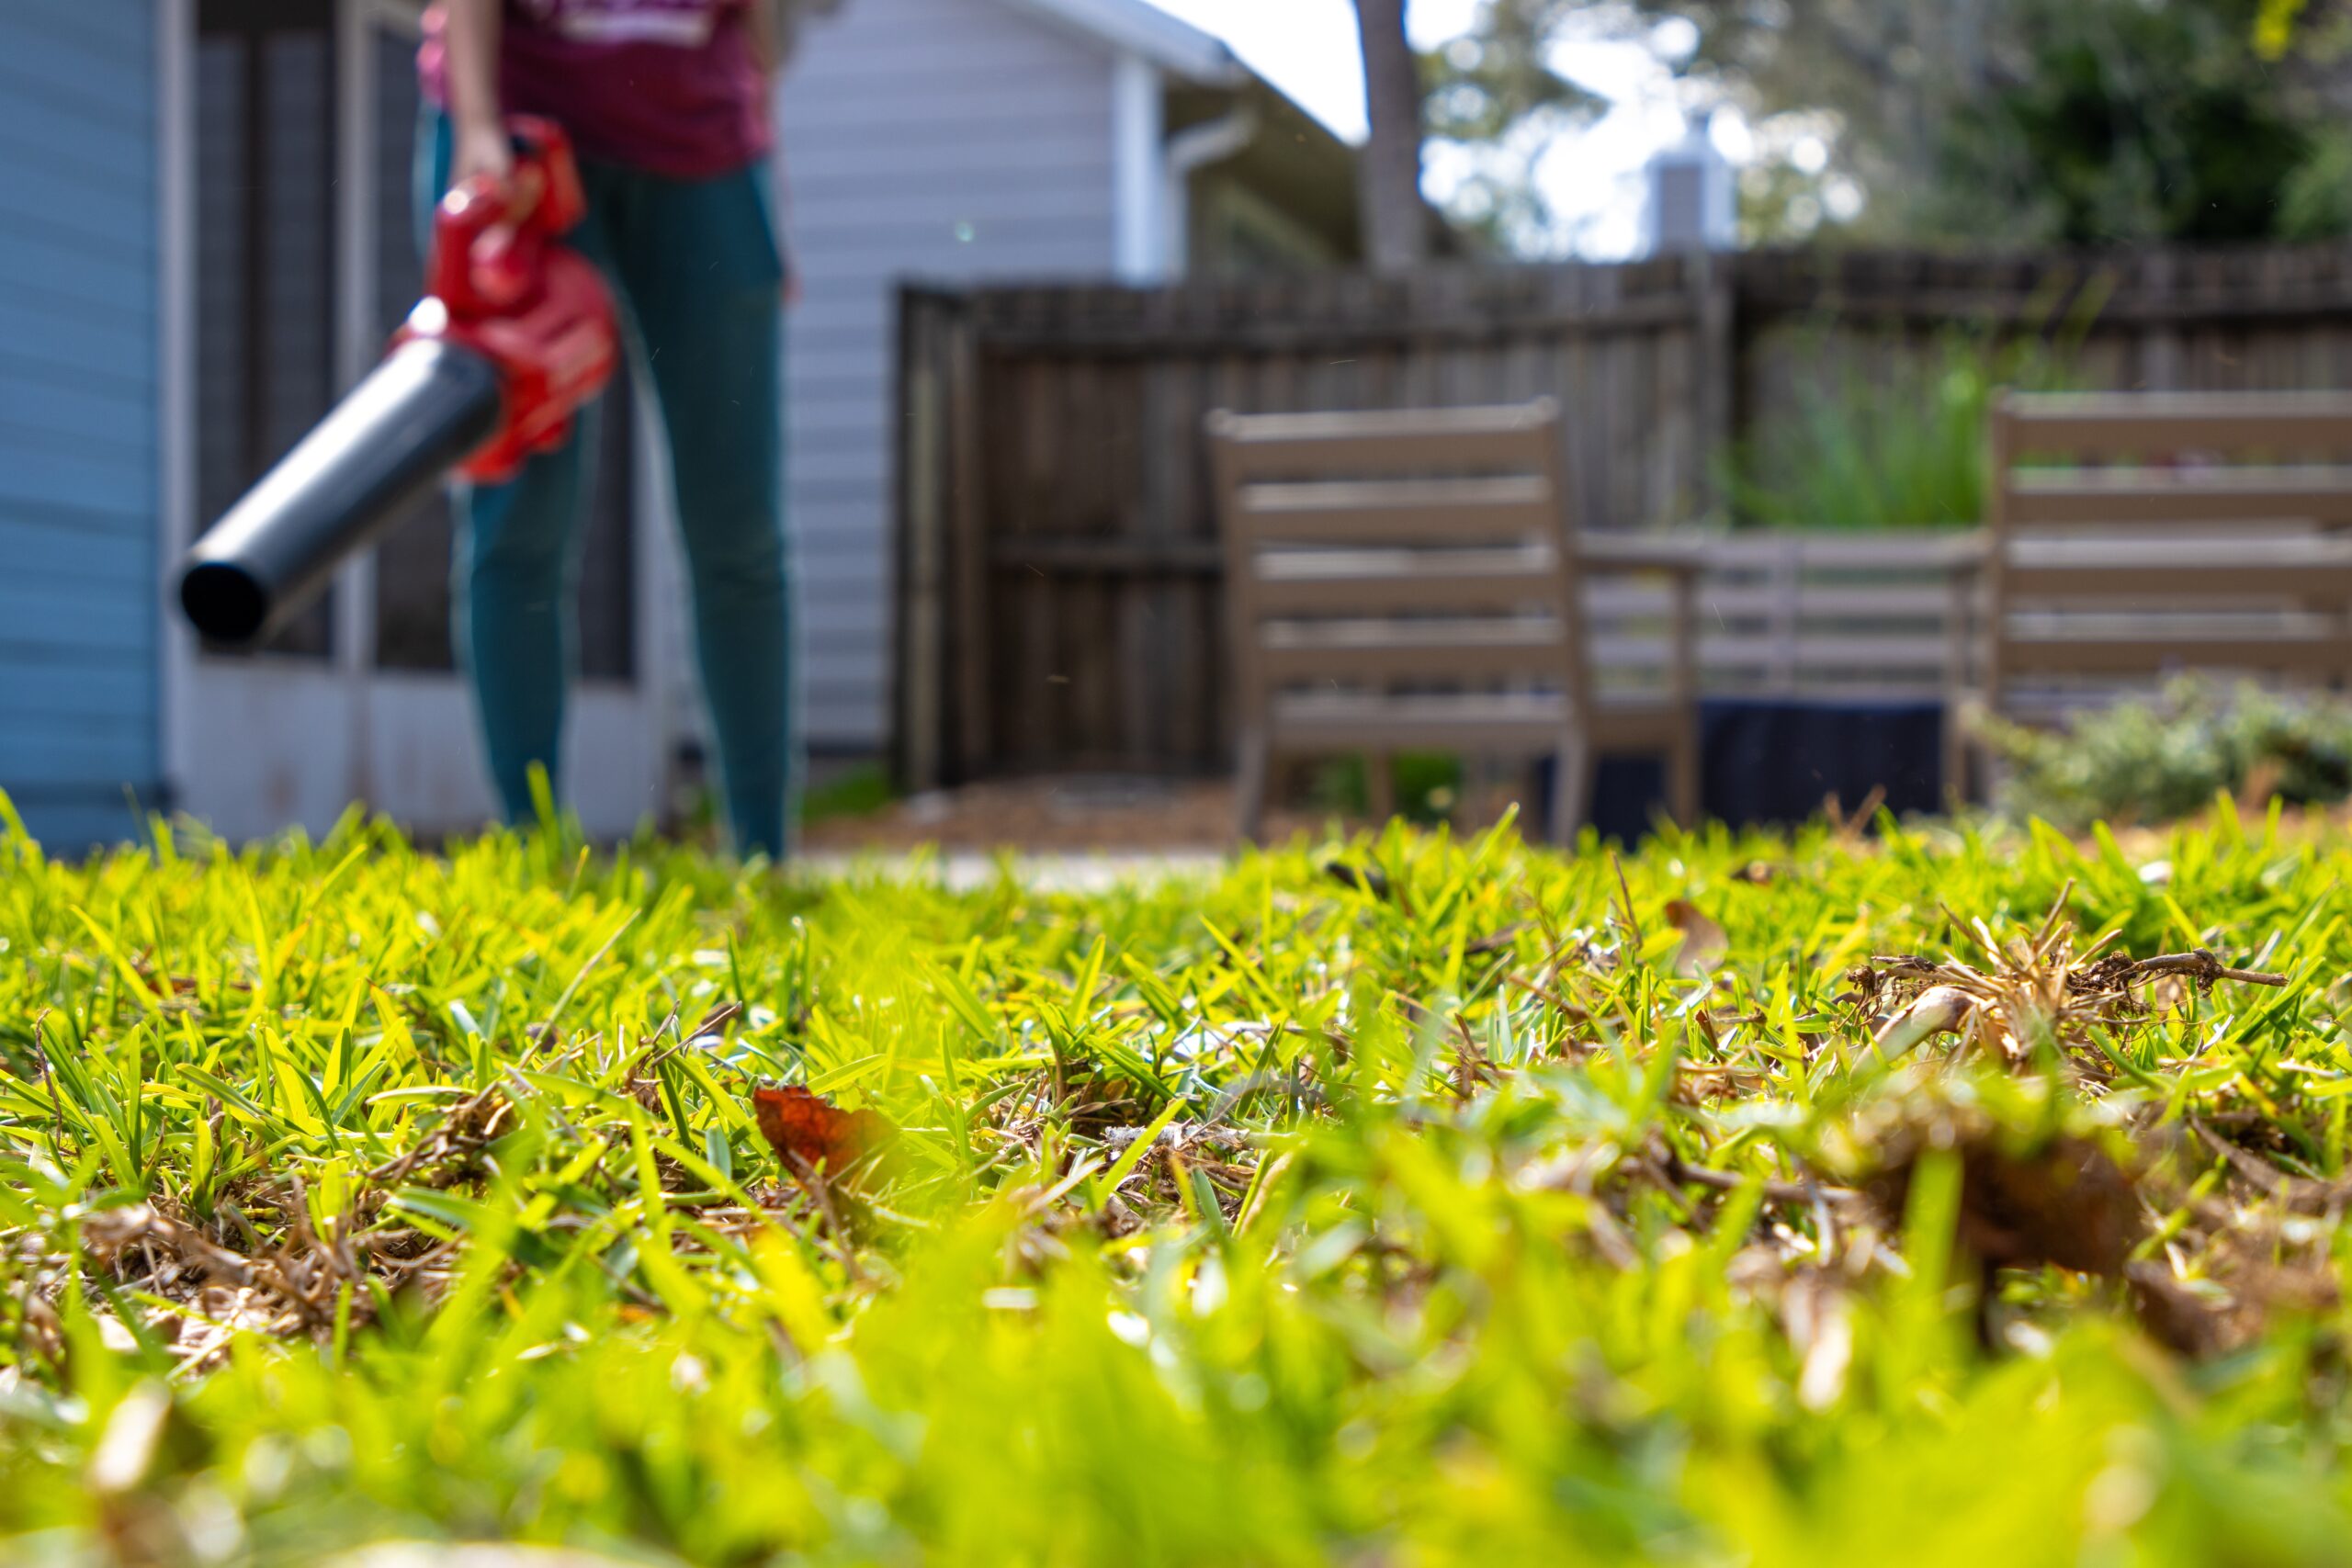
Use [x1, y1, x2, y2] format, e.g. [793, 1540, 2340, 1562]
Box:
[799, 849, 1230, 893]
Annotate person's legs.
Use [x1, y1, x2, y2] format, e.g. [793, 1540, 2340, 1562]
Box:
[452, 409, 601, 822]
[418, 110, 611, 824]
[603, 166, 795, 857]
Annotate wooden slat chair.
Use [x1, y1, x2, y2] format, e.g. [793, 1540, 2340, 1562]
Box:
[1969, 390, 2352, 791]
[1208, 400, 1699, 844]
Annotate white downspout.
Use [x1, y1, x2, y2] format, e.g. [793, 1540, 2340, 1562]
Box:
[1111, 51, 1163, 283]
[1160, 104, 1256, 280]
[156, 0, 194, 815]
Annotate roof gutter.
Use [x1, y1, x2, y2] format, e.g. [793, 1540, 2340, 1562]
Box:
[1003, 0, 1244, 85]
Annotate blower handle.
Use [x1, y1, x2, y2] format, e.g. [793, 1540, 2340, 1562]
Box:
[425, 116, 589, 322]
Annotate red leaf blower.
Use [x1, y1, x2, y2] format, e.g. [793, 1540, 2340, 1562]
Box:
[178, 118, 617, 646]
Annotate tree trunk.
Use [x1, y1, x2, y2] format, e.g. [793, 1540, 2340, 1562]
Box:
[1353, 0, 1427, 273]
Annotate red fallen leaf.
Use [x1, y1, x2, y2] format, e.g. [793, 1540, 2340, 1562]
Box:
[751, 1084, 895, 1185]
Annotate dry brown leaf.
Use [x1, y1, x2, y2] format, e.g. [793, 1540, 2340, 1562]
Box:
[1664, 898, 1727, 977]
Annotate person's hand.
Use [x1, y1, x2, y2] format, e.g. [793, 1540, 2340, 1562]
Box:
[451, 118, 514, 192]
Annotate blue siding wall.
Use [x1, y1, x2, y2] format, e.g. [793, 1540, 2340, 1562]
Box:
[0, 5, 160, 852]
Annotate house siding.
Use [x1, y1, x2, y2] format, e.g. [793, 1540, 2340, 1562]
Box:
[0, 4, 161, 852]
[779, 0, 1119, 751]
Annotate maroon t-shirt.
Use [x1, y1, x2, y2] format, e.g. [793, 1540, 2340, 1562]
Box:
[420, 0, 772, 179]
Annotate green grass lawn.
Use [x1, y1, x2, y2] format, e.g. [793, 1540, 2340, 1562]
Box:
[6, 794, 2352, 1565]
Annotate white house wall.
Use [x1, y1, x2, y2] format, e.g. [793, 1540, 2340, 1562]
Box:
[777, 0, 1121, 753]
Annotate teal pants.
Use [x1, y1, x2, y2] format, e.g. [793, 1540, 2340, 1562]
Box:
[421, 115, 795, 857]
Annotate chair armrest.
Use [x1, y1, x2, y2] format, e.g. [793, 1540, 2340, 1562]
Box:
[1577, 533, 1708, 576]
[1936, 529, 1992, 575]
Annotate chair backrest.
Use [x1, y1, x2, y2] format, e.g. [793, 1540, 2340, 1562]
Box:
[1207, 400, 1586, 746]
[1984, 390, 2352, 708]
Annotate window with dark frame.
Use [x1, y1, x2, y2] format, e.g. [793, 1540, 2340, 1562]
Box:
[195, 0, 337, 659]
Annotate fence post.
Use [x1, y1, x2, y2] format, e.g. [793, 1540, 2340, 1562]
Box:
[890, 287, 984, 793]
[2141, 252, 2183, 391]
[944, 297, 990, 786]
[1694, 251, 1736, 523]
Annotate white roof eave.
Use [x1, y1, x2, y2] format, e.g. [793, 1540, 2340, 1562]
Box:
[999, 0, 1247, 85]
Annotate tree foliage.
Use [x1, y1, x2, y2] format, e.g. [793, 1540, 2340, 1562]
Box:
[1428, 0, 2352, 249]
[1930, 0, 2346, 244]
[1407, 1, 1606, 253]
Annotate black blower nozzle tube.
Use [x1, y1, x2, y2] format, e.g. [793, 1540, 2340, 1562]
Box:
[179, 338, 504, 645]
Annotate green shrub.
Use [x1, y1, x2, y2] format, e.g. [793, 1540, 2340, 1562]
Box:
[801, 760, 897, 825]
[1722, 321, 2088, 531]
[1983, 677, 2352, 829]
[1306, 751, 1464, 822]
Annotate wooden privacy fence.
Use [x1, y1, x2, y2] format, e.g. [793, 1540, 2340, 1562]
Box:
[896, 243, 2352, 787]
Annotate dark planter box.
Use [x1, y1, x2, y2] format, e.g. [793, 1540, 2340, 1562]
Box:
[1580, 698, 1946, 842]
